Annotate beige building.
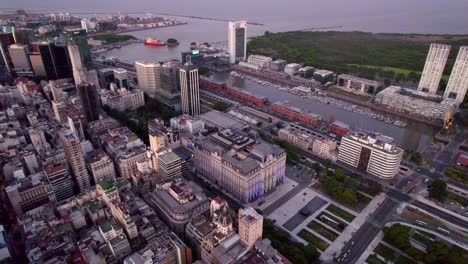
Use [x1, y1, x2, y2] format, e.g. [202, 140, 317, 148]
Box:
[135, 61, 160, 97]
[88, 149, 116, 183]
[193, 129, 286, 202]
[60, 129, 90, 193]
[312, 137, 338, 161]
[238, 207, 263, 247]
[110, 199, 138, 240]
[444, 46, 468, 104]
[418, 43, 451, 94]
[337, 74, 380, 95]
[100, 88, 144, 111]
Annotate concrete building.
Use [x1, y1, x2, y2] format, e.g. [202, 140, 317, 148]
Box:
[135, 61, 160, 97]
[269, 59, 287, 72]
[145, 180, 210, 238]
[444, 46, 468, 104]
[113, 68, 128, 89]
[180, 66, 200, 116]
[338, 131, 403, 179]
[23, 151, 40, 174]
[157, 148, 188, 181]
[77, 82, 100, 123]
[228, 21, 247, 64]
[158, 60, 181, 111]
[375, 86, 457, 121]
[44, 163, 75, 202]
[312, 137, 338, 161]
[8, 44, 33, 76]
[60, 129, 91, 193]
[418, 43, 451, 94]
[87, 149, 116, 183]
[68, 44, 87, 84]
[29, 129, 50, 153]
[0, 225, 11, 262]
[67, 112, 86, 140]
[5, 172, 50, 217]
[337, 74, 380, 95]
[247, 55, 272, 68]
[170, 114, 204, 134]
[193, 129, 286, 202]
[98, 68, 115, 89]
[238, 207, 263, 247]
[100, 88, 144, 111]
[284, 63, 301, 75]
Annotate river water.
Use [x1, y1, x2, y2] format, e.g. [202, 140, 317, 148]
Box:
[98, 15, 439, 151]
[212, 72, 435, 151]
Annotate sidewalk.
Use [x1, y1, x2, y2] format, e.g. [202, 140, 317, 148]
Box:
[355, 231, 383, 264]
[246, 177, 298, 211]
[320, 193, 386, 262]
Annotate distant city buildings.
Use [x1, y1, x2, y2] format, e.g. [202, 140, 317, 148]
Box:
[338, 131, 403, 179]
[228, 21, 247, 64]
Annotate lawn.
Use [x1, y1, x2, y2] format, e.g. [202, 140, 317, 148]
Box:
[374, 243, 397, 261]
[366, 254, 386, 264]
[307, 221, 339, 241]
[325, 204, 355, 222]
[395, 255, 416, 264]
[411, 232, 433, 246]
[298, 229, 329, 251]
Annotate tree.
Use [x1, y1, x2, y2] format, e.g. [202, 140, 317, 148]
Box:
[213, 101, 230, 112]
[166, 38, 178, 44]
[425, 241, 450, 264]
[323, 159, 332, 169]
[383, 224, 411, 250]
[332, 168, 346, 182]
[428, 179, 447, 201]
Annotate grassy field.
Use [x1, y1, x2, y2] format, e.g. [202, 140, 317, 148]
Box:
[248, 31, 468, 84]
[325, 204, 355, 222]
[307, 221, 339, 241]
[374, 243, 397, 261]
[298, 229, 330, 251]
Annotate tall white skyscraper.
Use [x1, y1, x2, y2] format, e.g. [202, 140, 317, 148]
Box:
[179, 66, 200, 116]
[68, 44, 86, 84]
[135, 61, 161, 97]
[444, 46, 468, 104]
[418, 43, 451, 94]
[60, 129, 90, 193]
[228, 20, 247, 64]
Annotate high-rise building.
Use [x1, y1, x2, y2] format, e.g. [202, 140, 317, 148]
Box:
[77, 82, 100, 123]
[180, 66, 200, 116]
[228, 21, 247, 64]
[60, 129, 91, 193]
[65, 28, 92, 68]
[337, 131, 403, 179]
[68, 44, 87, 84]
[113, 68, 128, 89]
[52, 43, 73, 79]
[67, 112, 86, 140]
[0, 33, 15, 73]
[13, 28, 35, 45]
[98, 68, 115, 89]
[238, 207, 263, 247]
[8, 44, 33, 76]
[29, 129, 50, 154]
[23, 151, 40, 174]
[157, 149, 187, 181]
[418, 43, 451, 94]
[135, 61, 160, 97]
[444, 46, 468, 104]
[44, 164, 75, 202]
[158, 60, 181, 110]
[28, 43, 47, 77]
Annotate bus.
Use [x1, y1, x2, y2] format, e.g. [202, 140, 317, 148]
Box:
[415, 220, 427, 227]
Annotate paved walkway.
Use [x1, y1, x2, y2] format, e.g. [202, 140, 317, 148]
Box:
[247, 177, 298, 210]
[321, 193, 386, 262]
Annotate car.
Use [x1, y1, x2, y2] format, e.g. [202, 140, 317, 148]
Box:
[343, 253, 347, 258]
[351, 241, 355, 246]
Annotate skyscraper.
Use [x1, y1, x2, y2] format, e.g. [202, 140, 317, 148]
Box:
[13, 28, 35, 46]
[8, 44, 33, 76]
[135, 61, 161, 97]
[29, 43, 47, 77]
[60, 129, 90, 193]
[44, 164, 75, 202]
[113, 68, 128, 89]
[68, 44, 87, 84]
[444, 46, 468, 104]
[179, 66, 200, 116]
[159, 60, 181, 110]
[65, 28, 92, 68]
[0, 33, 15, 73]
[228, 21, 247, 64]
[418, 43, 451, 94]
[77, 82, 100, 123]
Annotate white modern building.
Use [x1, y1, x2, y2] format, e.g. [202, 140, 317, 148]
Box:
[180, 66, 200, 116]
[170, 114, 204, 134]
[135, 61, 161, 97]
[444, 46, 468, 104]
[338, 131, 403, 179]
[418, 43, 451, 94]
[68, 44, 87, 84]
[228, 21, 247, 64]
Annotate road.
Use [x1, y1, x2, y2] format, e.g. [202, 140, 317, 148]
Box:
[337, 198, 399, 263]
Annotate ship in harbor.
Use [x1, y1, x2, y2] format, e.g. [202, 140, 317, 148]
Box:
[144, 38, 165, 46]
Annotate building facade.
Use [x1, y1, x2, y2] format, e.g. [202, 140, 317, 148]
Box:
[444, 46, 468, 104]
[238, 207, 263, 247]
[338, 131, 403, 179]
[135, 61, 160, 97]
[228, 21, 247, 64]
[60, 129, 91, 193]
[77, 82, 100, 123]
[180, 66, 200, 116]
[418, 43, 451, 94]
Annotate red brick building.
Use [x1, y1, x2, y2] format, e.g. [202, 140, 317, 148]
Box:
[271, 101, 321, 126]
